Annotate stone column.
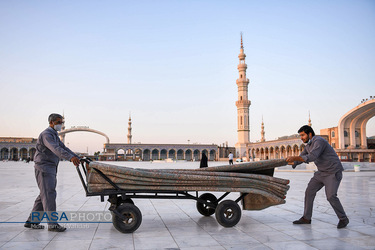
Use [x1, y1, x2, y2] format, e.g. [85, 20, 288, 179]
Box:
[348, 127, 356, 149]
[360, 120, 368, 149]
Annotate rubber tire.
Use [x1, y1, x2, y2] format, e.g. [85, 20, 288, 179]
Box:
[196, 193, 217, 216]
[215, 200, 241, 227]
[116, 198, 134, 207]
[123, 198, 134, 204]
[112, 203, 142, 233]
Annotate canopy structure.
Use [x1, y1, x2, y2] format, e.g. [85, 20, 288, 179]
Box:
[338, 99, 375, 149]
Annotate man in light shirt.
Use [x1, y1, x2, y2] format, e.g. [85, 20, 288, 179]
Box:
[24, 113, 80, 232]
[286, 125, 349, 229]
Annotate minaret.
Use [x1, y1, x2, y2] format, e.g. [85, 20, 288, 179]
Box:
[308, 111, 312, 127]
[260, 116, 265, 142]
[127, 114, 132, 144]
[235, 33, 251, 158]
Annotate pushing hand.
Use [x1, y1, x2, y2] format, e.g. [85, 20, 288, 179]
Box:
[70, 156, 80, 167]
[285, 156, 300, 163]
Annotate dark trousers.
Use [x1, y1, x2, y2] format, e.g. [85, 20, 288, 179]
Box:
[27, 168, 57, 225]
[229, 160, 233, 165]
[304, 171, 347, 220]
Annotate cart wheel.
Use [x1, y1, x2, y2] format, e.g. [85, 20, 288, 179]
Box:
[196, 193, 217, 216]
[116, 198, 134, 207]
[112, 203, 142, 233]
[123, 198, 134, 204]
[215, 200, 241, 227]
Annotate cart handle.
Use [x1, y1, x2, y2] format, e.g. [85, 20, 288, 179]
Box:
[76, 157, 93, 195]
[77, 157, 123, 194]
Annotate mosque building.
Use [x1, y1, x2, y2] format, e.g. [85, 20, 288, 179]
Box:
[99, 114, 218, 161]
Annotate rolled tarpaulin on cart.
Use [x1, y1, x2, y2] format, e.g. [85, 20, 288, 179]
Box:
[87, 166, 289, 197]
[84, 159, 290, 210]
[87, 160, 289, 183]
[87, 173, 288, 198]
[191, 159, 288, 173]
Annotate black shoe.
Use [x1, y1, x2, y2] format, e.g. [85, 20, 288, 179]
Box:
[48, 224, 66, 232]
[24, 221, 44, 229]
[293, 217, 311, 224]
[337, 217, 349, 229]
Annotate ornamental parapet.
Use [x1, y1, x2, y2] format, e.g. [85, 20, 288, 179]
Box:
[0, 137, 37, 143]
[236, 100, 251, 107]
[236, 78, 249, 85]
[237, 63, 247, 70]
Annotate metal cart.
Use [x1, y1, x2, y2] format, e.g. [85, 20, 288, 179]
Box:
[77, 158, 284, 233]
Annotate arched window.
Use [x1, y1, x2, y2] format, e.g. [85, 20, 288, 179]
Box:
[355, 131, 359, 137]
[240, 74, 242, 78]
[331, 131, 335, 137]
[344, 131, 348, 137]
[240, 96, 242, 100]
[240, 116, 243, 125]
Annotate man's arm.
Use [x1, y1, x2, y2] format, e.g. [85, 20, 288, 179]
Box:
[58, 141, 80, 166]
[42, 133, 79, 166]
[286, 138, 326, 166]
[286, 146, 307, 168]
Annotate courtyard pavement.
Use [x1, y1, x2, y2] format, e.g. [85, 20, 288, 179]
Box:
[0, 161, 374, 250]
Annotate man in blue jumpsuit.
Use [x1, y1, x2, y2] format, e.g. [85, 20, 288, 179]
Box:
[286, 125, 349, 229]
[24, 113, 80, 232]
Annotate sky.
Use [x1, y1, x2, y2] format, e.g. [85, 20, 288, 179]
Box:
[0, 0, 374, 154]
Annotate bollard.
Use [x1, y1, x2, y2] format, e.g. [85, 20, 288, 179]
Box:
[354, 165, 361, 172]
